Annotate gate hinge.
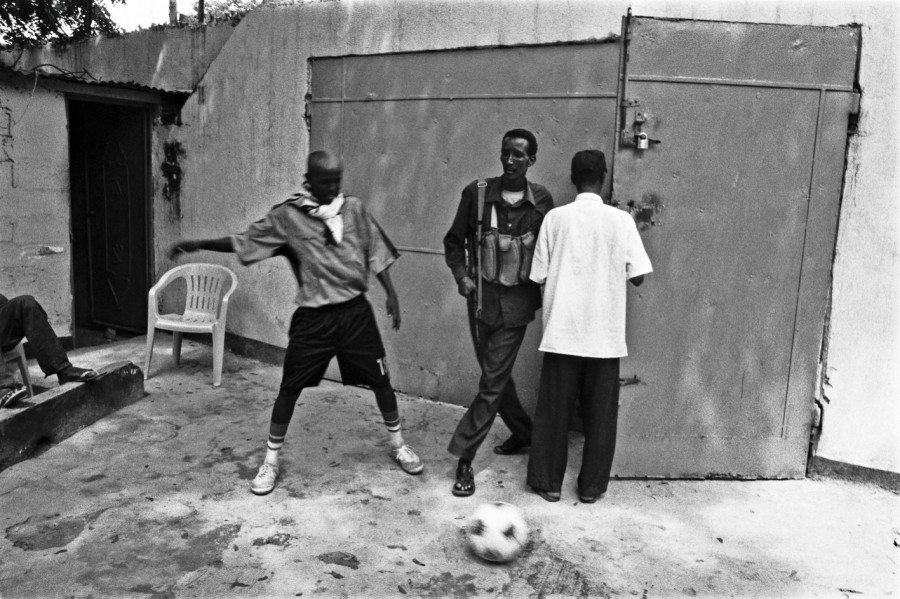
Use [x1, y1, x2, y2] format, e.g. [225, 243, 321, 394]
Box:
[622, 97, 641, 108]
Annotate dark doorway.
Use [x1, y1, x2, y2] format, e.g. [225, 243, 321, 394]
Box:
[68, 99, 151, 337]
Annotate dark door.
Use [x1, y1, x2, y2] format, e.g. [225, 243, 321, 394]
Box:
[69, 100, 150, 333]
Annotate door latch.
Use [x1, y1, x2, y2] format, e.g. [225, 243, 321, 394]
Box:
[622, 110, 661, 150]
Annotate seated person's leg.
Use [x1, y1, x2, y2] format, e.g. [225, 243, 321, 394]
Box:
[0, 356, 28, 407]
[0, 294, 29, 406]
[0, 295, 101, 385]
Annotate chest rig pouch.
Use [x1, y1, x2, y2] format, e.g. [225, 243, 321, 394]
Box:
[476, 180, 537, 287]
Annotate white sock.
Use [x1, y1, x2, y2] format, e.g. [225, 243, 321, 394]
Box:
[388, 430, 404, 449]
[265, 447, 280, 467]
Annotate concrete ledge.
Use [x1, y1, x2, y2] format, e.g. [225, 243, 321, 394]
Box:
[809, 456, 900, 494]
[0, 361, 144, 473]
[224, 331, 285, 366]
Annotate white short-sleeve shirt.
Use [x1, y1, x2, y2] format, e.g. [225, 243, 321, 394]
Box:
[529, 193, 652, 358]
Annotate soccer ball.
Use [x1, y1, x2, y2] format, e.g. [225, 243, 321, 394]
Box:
[466, 501, 529, 563]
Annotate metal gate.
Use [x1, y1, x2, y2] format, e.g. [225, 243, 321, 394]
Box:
[613, 17, 858, 477]
[308, 17, 859, 477]
[309, 43, 622, 408]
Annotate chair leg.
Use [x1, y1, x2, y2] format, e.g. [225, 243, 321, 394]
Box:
[144, 328, 156, 380]
[15, 353, 34, 397]
[212, 326, 225, 387]
[173, 332, 183, 367]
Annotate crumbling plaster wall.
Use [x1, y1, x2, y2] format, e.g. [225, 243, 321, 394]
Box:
[168, 0, 896, 473]
[0, 23, 236, 92]
[0, 81, 70, 336]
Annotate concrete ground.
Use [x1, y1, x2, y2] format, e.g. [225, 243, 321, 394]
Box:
[0, 337, 897, 598]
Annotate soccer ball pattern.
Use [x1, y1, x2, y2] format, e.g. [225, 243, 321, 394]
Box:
[467, 501, 529, 563]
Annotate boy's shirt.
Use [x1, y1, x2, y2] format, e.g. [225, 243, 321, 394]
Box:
[530, 192, 652, 358]
[232, 192, 399, 308]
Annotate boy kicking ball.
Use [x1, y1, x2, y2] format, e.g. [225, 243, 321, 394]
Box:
[169, 150, 423, 495]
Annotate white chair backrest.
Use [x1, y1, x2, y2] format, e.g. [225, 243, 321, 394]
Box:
[156, 263, 237, 319]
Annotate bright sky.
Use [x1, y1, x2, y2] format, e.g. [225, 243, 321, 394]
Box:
[106, 0, 195, 32]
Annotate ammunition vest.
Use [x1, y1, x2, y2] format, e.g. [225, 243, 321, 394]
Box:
[479, 204, 537, 286]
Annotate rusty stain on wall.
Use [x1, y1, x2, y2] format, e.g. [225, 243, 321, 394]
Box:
[627, 192, 663, 231]
[0, 103, 14, 186]
[161, 141, 185, 218]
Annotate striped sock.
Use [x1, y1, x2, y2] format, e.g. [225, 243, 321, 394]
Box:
[382, 410, 404, 448]
[265, 422, 289, 465]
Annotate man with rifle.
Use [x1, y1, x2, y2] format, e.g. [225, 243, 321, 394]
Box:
[442, 128, 554, 497]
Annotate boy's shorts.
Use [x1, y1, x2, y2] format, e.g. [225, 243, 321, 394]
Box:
[279, 294, 390, 394]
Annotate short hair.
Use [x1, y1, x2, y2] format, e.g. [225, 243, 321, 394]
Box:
[502, 128, 538, 157]
[570, 149, 607, 187]
[307, 150, 341, 174]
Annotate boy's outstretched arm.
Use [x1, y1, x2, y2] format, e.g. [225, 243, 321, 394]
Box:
[169, 237, 235, 260]
[376, 269, 401, 330]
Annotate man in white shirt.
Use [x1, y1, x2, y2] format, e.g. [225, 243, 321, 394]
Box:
[526, 149, 652, 503]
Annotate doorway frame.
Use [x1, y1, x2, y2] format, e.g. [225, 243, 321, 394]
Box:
[65, 94, 154, 341]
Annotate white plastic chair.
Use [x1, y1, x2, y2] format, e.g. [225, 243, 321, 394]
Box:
[144, 263, 237, 386]
[2, 342, 34, 397]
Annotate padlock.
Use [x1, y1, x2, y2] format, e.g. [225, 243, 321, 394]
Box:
[636, 132, 649, 150]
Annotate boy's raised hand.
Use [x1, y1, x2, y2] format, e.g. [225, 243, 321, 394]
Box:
[168, 240, 193, 261]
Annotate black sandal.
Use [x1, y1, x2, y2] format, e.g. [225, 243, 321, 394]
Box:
[493, 436, 530, 455]
[57, 366, 104, 385]
[452, 461, 475, 497]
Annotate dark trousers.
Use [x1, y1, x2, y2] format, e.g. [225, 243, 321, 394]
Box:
[527, 352, 620, 496]
[0, 294, 71, 388]
[447, 322, 533, 460]
[271, 295, 396, 428]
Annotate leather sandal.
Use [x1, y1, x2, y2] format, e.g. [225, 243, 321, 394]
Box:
[493, 436, 530, 455]
[452, 461, 475, 497]
[57, 366, 104, 385]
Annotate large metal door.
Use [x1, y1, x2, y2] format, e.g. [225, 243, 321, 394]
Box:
[309, 43, 621, 407]
[612, 17, 859, 477]
[69, 100, 151, 333]
[309, 20, 858, 477]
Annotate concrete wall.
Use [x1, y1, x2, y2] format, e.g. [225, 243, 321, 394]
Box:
[0, 78, 71, 336]
[1, 0, 896, 473]
[0, 23, 236, 92]
[815, 3, 899, 473]
[0, 22, 237, 337]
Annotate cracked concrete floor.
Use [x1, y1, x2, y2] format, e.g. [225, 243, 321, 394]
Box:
[0, 337, 897, 598]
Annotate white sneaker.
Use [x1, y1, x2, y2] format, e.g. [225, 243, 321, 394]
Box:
[250, 462, 279, 495]
[392, 444, 424, 475]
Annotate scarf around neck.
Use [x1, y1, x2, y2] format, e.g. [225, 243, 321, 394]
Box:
[298, 190, 345, 245]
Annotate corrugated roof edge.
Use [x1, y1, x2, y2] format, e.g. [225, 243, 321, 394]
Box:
[0, 64, 191, 97]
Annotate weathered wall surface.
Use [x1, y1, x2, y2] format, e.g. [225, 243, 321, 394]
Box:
[0, 23, 236, 92]
[1, 0, 896, 472]
[0, 79, 70, 336]
[814, 3, 899, 473]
